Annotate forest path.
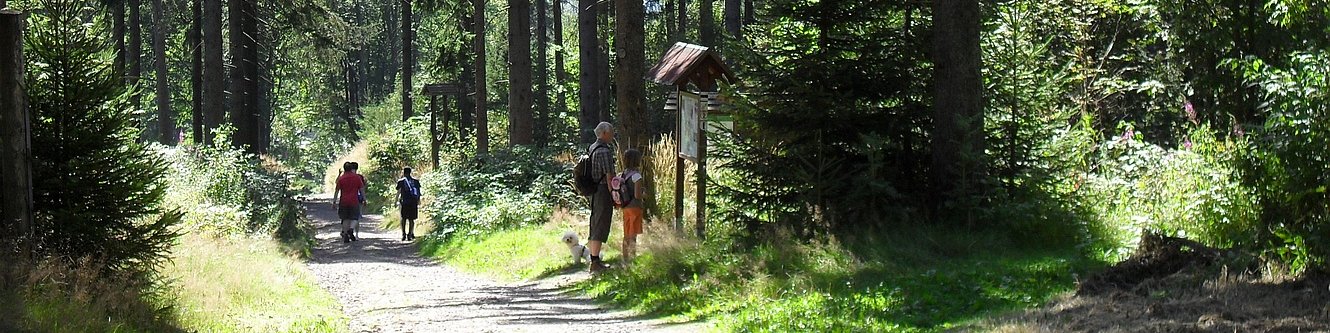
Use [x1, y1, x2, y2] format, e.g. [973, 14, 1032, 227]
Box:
[300, 195, 699, 333]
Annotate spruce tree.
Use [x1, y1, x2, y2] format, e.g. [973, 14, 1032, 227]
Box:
[25, 0, 179, 274]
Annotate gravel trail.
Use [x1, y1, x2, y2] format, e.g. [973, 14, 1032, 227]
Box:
[301, 196, 701, 333]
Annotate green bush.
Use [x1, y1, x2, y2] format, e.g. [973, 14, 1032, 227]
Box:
[1235, 52, 1330, 272]
[423, 147, 577, 240]
[162, 146, 310, 246]
[363, 117, 431, 210]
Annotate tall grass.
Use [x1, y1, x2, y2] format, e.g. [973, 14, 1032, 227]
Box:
[0, 258, 179, 333]
[164, 234, 347, 333]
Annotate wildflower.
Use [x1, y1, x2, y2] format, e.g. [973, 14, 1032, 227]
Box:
[1183, 139, 1193, 150]
[1184, 100, 1198, 124]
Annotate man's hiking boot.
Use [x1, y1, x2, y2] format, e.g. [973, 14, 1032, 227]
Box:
[408, 233, 415, 240]
[589, 258, 610, 273]
[402, 234, 408, 241]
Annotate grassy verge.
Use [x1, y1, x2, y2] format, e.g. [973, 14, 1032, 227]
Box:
[164, 233, 347, 333]
[417, 209, 597, 281]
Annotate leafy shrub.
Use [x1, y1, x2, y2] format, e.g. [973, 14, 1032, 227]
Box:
[1235, 52, 1330, 272]
[162, 146, 310, 245]
[423, 147, 577, 240]
[364, 117, 431, 210]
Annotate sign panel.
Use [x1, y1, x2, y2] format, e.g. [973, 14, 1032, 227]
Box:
[678, 91, 702, 161]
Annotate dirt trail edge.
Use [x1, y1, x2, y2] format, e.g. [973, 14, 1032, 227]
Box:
[301, 196, 701, 333]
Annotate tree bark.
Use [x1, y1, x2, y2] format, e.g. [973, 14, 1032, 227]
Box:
[1, 9, 34, 258]
[508, 0, 533, 146]
[201, 0, 224, 146]
[129, 0, 142, 112]
[614, 0, 645, 149]
[743, 0, 754, 25]
[553, 0, 566, 132]
[535, 0, 548, 147]
[189, 0, 202, 144]
[676, 0, 687, 42]
[402, 0, 414, 121]
[152, 0, 171, 145]
[112, 0, 125, 77]
[474, 0, 489, 153]
[699, 0, 714, 45]
[229, 0, 253, 152]
[577, 0, 598, 144]
[930, 0, 985, 211]
[723, 0, 739, 39]
[597, 0, 610, 122]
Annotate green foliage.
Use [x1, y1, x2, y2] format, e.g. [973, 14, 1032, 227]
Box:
[422, 147, 577, 240]
[1235, 52, 1330, 272]
[716, 0, 930, 236]
[24, 0, 180, 275]
[162, 146, 311, 246]
[417, 227, 572, 282]
[362, 117, 431, 209]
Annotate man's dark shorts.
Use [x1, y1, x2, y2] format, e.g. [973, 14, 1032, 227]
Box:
[338, 204, 361, 220]
[589, 186, 613, 242]
[400, 204, 418, 220]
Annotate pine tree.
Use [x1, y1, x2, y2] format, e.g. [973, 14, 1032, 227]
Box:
[25, 0, 179, 274]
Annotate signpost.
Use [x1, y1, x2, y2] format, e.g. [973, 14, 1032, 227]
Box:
[678, 91, 700, 161]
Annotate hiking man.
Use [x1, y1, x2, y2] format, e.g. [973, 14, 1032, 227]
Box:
[333, 162, 366, 243]
[587, 122, 616, 272]
[395, 167, 422, 241]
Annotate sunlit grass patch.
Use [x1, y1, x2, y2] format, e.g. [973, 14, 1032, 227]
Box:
[164, 234, 347, 333]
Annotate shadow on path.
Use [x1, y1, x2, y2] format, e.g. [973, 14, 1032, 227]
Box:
[299, 195, 702, 332]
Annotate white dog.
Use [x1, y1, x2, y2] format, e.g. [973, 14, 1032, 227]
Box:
[561, 231, 592, 265]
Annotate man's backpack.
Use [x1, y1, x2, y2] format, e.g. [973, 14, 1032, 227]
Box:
[572, 144, 609, 196]
[610, 170, 639, 208]
[400, 178, 421, 204]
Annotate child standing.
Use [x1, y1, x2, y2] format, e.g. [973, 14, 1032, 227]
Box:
[619, 149, 645, 263]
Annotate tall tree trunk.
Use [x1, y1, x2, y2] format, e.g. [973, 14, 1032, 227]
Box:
[930, 0, 985, 212]
[402, 0, 413, 121]
[699, 0, 714, 45]
[597, 0, 610, 123]
[723, 0, 739, 39]
[576, 0, 598, 144]
[535, 0, 548, 147]
[152, 0, 171, 145]
[474, 0, 489, 153]
[386, 0, 399, 95]
[201, 0, 224, 146]
[128, 0, 141, 112]
[229, 0, 252, 152]
[508, 0, 533, 145]
[244, 0, 263, 152]
[458, 2, 475, 143]
[553, 0, 566, 132]
[665, 0, 675, 41]
[1, 8, 35, 259]
[112, 0, 125, 76]
[614, 0, 645, 149]
[743, 0, 754, 25]
[677, 0, 687, 42]
[189, 0, 202, 144]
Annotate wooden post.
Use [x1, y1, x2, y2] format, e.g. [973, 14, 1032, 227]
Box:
[673, 87, 686, 233]
[696, 89, 711, 240]
[1, 8, 35, 258]
[429, 94, 439, 169]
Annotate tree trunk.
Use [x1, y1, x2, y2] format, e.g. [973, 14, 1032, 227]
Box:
[723, 0, 739, 39]
[1, 9, 34, 258]
[677, 0, 687, 42]
[128, 0, 141, 112]
[112, 0, 125, 76]
[597, 0, 610, 122]
[508, 0, 533, 146]
[553, 0, 566, 132]
[152, 0, 171, 145]
[930, 0, 985, 212]
[229, 0, 253, 152]
[189, 0, 202, 144]
[402, 0, 413, 121]
[743, 0, 754, 25]
[474, 0, 489, 153]
[201, 0, 224, 146]
[458, 3, 475, 144]
[535, 0, 548, 147]
[577, 0, 598, 144]
[614, 0, 645, 149]
[699, 0, 714, 45]
[665, 0, 674, 41]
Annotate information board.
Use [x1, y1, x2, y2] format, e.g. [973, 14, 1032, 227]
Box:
[678, 91, 701, 161]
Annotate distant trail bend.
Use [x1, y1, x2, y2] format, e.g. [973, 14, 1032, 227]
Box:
[300, 195, 699, 333]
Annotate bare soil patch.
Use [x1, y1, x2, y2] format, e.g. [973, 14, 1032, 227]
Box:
[973, 232, 1330, 332]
